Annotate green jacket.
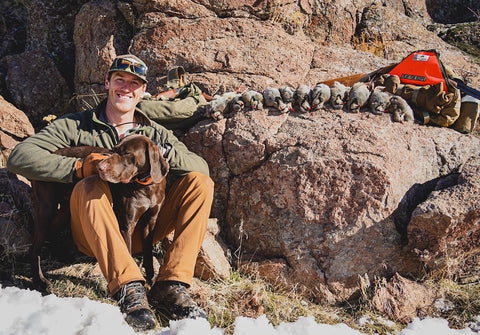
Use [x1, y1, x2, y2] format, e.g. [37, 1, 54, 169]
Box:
[7, 99, 209, 183]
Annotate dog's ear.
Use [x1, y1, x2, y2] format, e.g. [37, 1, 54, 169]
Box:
[148, 140, 169, 183]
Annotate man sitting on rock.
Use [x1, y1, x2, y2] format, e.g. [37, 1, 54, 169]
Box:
[7, 54, 214, 331]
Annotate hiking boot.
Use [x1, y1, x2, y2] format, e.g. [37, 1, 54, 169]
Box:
[113, 281, 157, 331]
[148, 280, 207, 321]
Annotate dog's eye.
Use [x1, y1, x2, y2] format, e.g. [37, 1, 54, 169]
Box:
[125, 154, 136, 164]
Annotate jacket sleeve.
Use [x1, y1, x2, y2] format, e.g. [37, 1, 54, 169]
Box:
[7, 117, 81, 183]
[138, 83, 207, 130]
[150, 124, 210, 177]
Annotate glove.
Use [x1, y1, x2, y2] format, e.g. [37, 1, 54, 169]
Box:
[383, 75, 401, 94]
[75, 153, 110, 179]
[399, 83, 460, 127]
[452, 96, 480, 134]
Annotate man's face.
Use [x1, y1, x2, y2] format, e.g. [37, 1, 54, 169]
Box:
[105, 71, 146, 115]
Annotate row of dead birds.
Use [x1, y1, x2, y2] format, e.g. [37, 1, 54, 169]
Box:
[205, 80, 414, 123]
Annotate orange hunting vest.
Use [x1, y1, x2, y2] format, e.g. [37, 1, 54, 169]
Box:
[388, 50, 449, 92]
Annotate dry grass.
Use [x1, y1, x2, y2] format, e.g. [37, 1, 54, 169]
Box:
[425, 278, 480, 329]
[352, 33, 390, 58]
[196, 271, 343, 334]
[68, 90, 106, 111]
[420, 248, 480, 329]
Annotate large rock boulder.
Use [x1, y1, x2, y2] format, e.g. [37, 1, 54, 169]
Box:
[130, 15, 316, 94]
[183, 106, 480, 303]
[26, 0, 88, 86]
[72, 0, 130, 110]
[2, 50, 71, 130]
[0, 96, 34, 168]
[407, 155, 480, 280]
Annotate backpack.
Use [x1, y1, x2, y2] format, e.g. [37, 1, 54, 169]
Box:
[378, 49, 461, 127]
[388, 49, 455, 93]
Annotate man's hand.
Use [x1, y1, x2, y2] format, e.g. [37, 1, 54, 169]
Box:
[75, 153, 110, 179]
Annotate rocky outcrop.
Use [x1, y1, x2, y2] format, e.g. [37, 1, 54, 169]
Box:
[183, 104, 480, 303]
[407, 155, 480, 280]
[73, 0, 127, 97]
[0, 96, 34, 168]
[130, 15, 316, 94]
[2, 50, 71, 130]
[371, 273, 437, 323]
[1, 0, 480, 318]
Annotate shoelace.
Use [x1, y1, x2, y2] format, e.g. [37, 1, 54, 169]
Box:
[116, 283, 146, 312]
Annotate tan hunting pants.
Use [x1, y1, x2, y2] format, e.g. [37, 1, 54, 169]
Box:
[69, 172, 214, 296]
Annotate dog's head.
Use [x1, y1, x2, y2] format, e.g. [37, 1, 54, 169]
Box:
[97, 134, 169, 184]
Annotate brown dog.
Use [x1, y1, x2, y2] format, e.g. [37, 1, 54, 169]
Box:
[30, 134, 169, 291]
[97, 134, 169, 285]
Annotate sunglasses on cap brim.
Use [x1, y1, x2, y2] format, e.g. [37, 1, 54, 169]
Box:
[111, 58, 147, 78]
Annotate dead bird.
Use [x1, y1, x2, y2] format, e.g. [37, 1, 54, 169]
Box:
[293, 84, 312, 113]
[205, 96, 227, 120]
[329, 81, 349, 109]
[279, 86, 295, 112]
[242, 90, 264, 110]
[227, 93, 245, 113]
[347, 82, 372, 113]
[205, 91, 238, 120]
[369, 89, 393, 115]
[279, 86, 295, 104]
[388, 95, 414, 123]
[263, 87, 289, 113]
[310, 83, 331, 110]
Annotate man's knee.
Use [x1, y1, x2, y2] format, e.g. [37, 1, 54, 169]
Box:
[71, 175, 111, 203]
[183, 172, 214, 198]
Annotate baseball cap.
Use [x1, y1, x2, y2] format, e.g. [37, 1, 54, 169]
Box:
[108, 54, 148, 83]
